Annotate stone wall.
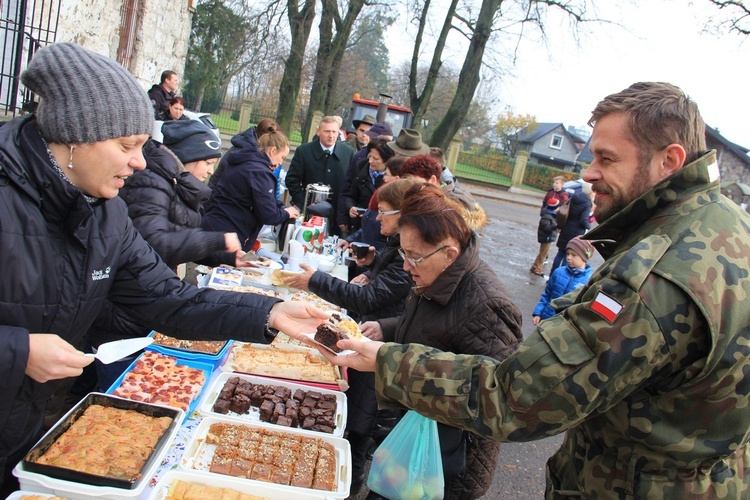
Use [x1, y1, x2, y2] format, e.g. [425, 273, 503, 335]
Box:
[56, 0, 192, 90]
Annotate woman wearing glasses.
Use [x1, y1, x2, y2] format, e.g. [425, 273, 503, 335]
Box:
[360, 183, 523, 499]
[283, 178, 419, 496]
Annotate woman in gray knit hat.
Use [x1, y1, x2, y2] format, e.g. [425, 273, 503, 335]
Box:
[0, 43, 327, 496]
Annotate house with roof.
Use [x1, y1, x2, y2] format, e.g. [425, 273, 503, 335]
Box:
[513, 123, 585, 171]
[705, 125, 750, 185]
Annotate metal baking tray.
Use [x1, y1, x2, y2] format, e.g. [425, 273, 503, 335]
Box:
[22, 393, 182, 489]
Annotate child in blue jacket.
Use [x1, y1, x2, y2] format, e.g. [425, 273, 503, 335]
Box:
[532, 237, 595, 324]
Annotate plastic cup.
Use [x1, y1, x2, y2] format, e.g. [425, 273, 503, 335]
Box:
[351, 242, 370, 259]
[287, 257, 302, 272]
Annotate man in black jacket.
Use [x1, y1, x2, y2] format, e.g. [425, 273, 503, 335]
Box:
[286, 116, 355, 234]
[148, 70, 178, 118]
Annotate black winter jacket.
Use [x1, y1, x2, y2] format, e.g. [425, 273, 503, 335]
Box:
[537, 209, 558, 244]
[556, 189, 591, 250]
[119, 140, 232, 269]
[201, 129, 290, 251]
[0, 116, 280, 468]
[346, 164, 384, 216]
[309, 234, 411, 437]
[308, 234, 410, 322]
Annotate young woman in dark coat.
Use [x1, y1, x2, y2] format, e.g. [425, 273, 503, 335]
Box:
[201, 128, 299, 251]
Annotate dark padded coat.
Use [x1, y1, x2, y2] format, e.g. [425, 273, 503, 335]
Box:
[201, 129, 290, 251]
[88, 140, 236, 346]
[379, 232, 523, 498]
[119, 140, 232, 269]
[0, 116, 280, 478]
[285, 137, 354, 227]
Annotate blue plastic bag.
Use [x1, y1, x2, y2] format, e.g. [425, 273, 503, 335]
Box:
[367, 410, 444, 499]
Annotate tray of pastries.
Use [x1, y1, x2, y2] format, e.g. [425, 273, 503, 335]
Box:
[106, 351, 211, 417]
[20, 393, 182, 491]
[148, 470, 326, 499]
[179, 417, 351, 497]
[222, 342, 347, 392]
[200, 373, 347, 437]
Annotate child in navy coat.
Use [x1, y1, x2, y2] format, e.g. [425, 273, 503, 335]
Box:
[530, 197, 560, 276]
[532, 237, 595, 324]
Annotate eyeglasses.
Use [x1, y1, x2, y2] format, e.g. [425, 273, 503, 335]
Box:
[377, 209, 400, 216]
[398, 245, 448, 268]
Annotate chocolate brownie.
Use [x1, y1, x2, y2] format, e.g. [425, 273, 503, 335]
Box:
[213, 398, 231, 414]
[314, 323, 349, 353]
[259, 399, 275, 421]
[229, 393, 251, 414]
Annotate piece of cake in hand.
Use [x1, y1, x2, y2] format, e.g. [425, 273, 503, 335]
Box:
[314, 322, 349, 353]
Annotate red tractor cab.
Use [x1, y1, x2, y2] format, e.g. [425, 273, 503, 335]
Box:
[342, 93, 413, 138]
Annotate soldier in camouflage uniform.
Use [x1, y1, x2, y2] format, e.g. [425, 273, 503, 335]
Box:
[321, 82, 750, 498]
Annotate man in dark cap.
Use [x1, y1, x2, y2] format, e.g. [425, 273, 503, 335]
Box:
[345, 114, 376, 151]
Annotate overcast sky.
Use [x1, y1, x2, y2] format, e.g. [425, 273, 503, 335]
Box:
[384, 0, 750, 147]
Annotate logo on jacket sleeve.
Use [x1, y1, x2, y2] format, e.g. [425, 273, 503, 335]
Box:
[590, 291, 622, 323]
[91, 266, 111, 281]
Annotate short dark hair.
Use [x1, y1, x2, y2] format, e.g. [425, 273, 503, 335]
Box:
[168, 96, 186, 107]
[398, 183, 472, 250]
[160, 70, 177, 84]
[367, 139, 396, 164]
[385, 156, 407, 177]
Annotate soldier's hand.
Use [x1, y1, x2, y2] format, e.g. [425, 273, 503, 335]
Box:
[315, 338, 383, 373]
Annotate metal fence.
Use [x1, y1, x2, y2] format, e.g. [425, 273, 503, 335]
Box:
[208, 95, 306, 146]
[1, 0, 60, 118]
[454, 150, 578, 190]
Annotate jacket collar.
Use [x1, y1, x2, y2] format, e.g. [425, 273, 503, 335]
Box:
[0, 116, 99, 246]
[418, 231, 480, 304]
[584, 150, 719, 259]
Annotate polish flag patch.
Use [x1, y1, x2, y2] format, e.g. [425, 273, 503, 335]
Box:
[590, 292, 623, 323]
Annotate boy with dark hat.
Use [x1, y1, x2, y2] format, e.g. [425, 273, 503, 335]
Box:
[530, 197, 560, 276]
[532, 236, 595, 324]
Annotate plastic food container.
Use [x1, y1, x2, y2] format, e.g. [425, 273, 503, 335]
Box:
[15, 393, 182, 499]
[179, 416, 351, 498]
[199, 372, 348, 437]
[148, 469, 326, 499]
[146, 331, 233, 371]
[222, 341, 348, 392]
[105, 352, 213, 419]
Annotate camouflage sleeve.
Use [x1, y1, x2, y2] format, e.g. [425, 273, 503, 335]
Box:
[375, 261, 708, 442]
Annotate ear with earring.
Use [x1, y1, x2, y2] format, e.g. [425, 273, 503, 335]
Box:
[67, 145, 74, 169]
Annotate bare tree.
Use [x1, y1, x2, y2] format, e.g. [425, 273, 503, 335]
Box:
[706, 0, 750, 35]
[276, 0, 317, 133]
[301, 0, 367, 140]
[408, 0, 460, 126]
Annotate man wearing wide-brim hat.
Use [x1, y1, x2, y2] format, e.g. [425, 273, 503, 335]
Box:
[387, 128, 431, 157]
[345, 114, 376, 152]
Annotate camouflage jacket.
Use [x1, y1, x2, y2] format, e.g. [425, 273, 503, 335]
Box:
[375, 151, 750, 498]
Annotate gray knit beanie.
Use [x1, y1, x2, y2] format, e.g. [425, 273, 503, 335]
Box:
[20, 42, 154, 144]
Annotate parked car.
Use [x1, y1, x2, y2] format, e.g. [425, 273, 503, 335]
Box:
[151, 110, 221, 147]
